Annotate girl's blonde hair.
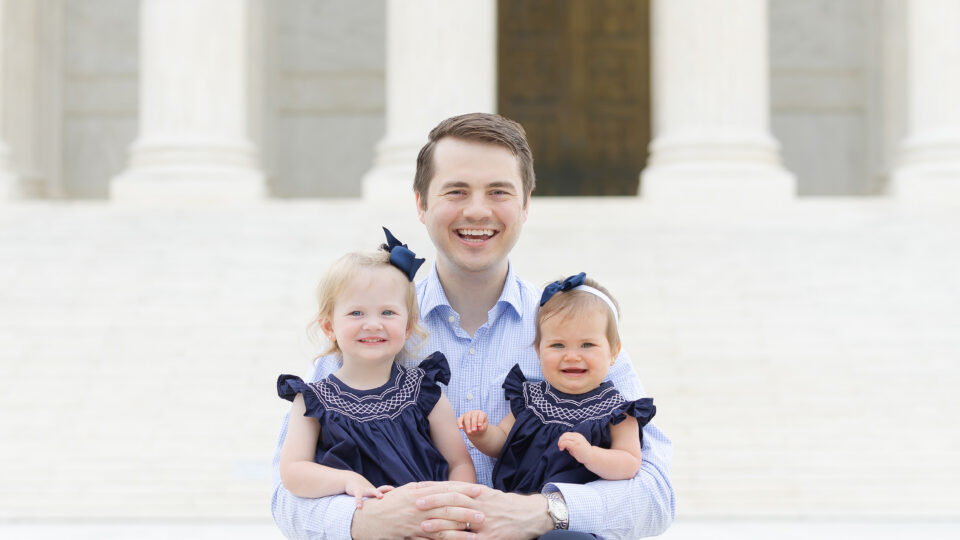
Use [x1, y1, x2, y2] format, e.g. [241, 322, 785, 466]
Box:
[310, 250, 426, 360]
[534, 276, 621, 352]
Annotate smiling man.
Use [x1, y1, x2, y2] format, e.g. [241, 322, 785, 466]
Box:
[271, 113, 675, 539]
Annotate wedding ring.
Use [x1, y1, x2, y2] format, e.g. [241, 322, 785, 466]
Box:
[465, 522, 471, 531]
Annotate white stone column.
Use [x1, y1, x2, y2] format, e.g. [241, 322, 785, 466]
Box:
[0, 141, 12, 199]
[0, 0, 19, 199]
[641, 0, 794, 204]
[362, 0, 497, 202]
[0, 0, 47, 200]
[111, 0, 265, 204]
[889, 0, 960, 204]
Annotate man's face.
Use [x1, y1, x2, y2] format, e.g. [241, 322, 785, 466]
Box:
[417, 137, 529, 278]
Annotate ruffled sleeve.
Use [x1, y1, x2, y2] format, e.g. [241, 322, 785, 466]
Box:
[501, 363, 528, 417]
[276, 373, 326, 419]
[277, 373, 308, 402]
[416, 351, 451, 414]
[419, 351, 451, 386]
[610, 397, 656, 443]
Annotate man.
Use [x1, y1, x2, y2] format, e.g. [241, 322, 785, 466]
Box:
[271, 113, 675, 539]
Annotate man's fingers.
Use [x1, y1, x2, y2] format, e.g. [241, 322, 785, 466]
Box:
[414, 481, 482, 498]
[415, 488, 485, 514]
[414, 481, 438, 489]
[421, 517, 481, 536]
[416, 492, 476, 512]
[410, 483, 484, 538]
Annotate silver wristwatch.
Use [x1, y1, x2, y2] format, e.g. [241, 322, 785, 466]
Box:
[544, 491, 569, 530]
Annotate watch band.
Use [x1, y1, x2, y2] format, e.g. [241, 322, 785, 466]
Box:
[544, 491, 569, 530]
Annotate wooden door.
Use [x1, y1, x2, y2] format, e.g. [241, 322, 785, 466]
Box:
[498, 0, 650, 196]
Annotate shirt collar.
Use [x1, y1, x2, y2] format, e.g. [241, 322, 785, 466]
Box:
[496, 262, 524, 319]
[420, 262, 525, 321]
[419, 264, 449, 319]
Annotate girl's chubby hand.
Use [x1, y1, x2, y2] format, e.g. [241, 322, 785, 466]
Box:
[557, 431, 593, 464]
[344, 474, 394, 509]
[457, 410, 488, 436]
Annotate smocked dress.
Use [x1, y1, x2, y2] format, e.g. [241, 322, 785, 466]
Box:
[491, 364, 656, 493]
[277, 352, 452, 487]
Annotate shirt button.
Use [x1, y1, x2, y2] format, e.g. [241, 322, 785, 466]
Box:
[466, 392, 474, 401]
[468, 441, 475, 449]
[469, 347, 476, 355]
[448, 315, 455, 323]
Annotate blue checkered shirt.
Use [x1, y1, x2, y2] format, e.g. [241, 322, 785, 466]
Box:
[271, 263, 675, 539]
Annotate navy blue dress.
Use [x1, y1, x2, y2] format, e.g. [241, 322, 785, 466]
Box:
[277, 352, 451, 487]
[492, 364, 656, 493]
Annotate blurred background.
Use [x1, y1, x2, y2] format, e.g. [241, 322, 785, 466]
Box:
[2, 0, 959, 538]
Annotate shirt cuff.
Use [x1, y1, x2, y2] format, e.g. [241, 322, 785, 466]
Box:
[543, 482, 603, 534]
[317, 495, 358, 540]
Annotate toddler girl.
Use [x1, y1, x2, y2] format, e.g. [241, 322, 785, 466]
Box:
[458, 272, 655, 492]
[278, 228, 475, 507]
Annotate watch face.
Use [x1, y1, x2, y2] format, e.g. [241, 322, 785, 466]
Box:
[547, 494, 568, 529]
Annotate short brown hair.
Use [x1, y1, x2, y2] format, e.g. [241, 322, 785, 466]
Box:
[414, 112, 536, 208]
[534, 277, 621, 353]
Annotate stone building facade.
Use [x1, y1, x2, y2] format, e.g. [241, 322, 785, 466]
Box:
[2, 0, 958, 204]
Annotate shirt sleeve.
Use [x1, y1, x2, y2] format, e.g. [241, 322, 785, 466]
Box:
[542, 350, 676, 539]
[271, 355, 356, 540]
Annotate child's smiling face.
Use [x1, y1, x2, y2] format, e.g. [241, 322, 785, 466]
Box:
[537, 307, 619, 395]
[321, 266, 412, 367]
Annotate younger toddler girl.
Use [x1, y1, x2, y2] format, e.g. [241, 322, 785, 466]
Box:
[458, 272, 655, 492]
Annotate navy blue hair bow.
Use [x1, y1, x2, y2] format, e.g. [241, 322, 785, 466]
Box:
[539, 272, 586, 306]
[381, 227, 425, 281]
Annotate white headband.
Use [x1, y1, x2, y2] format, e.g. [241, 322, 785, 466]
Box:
[573, 285, 619, 326]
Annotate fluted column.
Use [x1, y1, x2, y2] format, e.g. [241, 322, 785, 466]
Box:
[0, 141, 11, 199]
[361, 0, 496, 202]
[111, 0, 265, 204]
[641, 0, 794, 204]
[0, 4, 13, 198]
[0, 0, 47, 200]
[889, 0, 960, 203]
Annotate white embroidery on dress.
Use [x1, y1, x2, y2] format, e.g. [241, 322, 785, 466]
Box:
[523, 381, 625, 427]
[305, 366, 425, 422]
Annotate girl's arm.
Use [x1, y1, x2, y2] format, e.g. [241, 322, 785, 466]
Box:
[280, 394, 391, 506]
[457, 410, 515, 458]
[427, 393, 476, 482]
[557, 415, 644, 481]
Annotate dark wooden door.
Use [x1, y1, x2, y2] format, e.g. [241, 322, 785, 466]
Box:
[498, 0, 651, 196]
